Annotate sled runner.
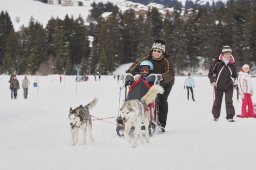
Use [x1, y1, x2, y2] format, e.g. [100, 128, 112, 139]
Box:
[116, 73, 162, 137]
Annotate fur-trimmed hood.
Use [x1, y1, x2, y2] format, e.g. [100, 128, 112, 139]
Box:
[218, 54, 235, 64]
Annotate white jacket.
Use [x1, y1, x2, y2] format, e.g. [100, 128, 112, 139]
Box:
[238, 71, 253, 94]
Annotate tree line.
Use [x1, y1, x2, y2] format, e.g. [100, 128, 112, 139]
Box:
[0, 0, 256, 75]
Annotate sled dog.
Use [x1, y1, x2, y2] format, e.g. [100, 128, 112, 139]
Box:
[68, 98, 97, 145]
[120, 85, 164, 148]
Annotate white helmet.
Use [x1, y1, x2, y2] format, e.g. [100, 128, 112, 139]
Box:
[139, 60, 154, 70]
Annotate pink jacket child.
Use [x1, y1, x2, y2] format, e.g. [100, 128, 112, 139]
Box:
[237, 64, 256, 118]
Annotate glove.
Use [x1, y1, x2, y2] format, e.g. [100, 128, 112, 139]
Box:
[134, 74, 141, 81]
[211, 82, 216, 87]
[250, 90, 253, 96]
[158, 74, 163, 81]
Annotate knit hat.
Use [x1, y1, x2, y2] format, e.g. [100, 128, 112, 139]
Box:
[152, 39, 165, 53]
[242, 64, 249, 69]
[222, 45, 232, 53]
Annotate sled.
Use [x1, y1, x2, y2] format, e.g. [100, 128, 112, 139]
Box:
[116, 73, 162, 137]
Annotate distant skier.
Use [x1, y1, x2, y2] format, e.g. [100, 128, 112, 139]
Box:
[184, 73, 196, 101]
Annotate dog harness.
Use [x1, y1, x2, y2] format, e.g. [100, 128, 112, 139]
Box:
[140, 100, 150, 113]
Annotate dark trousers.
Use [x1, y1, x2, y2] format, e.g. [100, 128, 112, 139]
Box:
[158, 82, 173, 128]
[212, 87, 235, 119]
[23, 88, 28, 99]
[11, 89, 17, 99]
[186, 86, 195, 101]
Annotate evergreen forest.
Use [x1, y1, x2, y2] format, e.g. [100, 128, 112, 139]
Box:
[0, 0, 256, 75]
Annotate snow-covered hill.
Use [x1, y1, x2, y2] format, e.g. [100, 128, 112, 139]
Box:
[1, 0, 227, 31]
[0, 0, 127, 31]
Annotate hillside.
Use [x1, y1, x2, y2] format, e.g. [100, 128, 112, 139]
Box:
[1, 0, 227, 31]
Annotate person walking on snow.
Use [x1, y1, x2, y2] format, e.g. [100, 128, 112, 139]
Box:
[237, 64, 256, 118]
[22, 76, 30, 99]
[184, 73, 196, 101]
[9, 74, 20, 99]
[208, 45, 237, 122]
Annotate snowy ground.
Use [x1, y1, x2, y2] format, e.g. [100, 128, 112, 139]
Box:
[1, 74, 256, 170]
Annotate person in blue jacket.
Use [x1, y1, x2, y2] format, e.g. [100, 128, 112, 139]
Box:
[184, 73, 196, 101]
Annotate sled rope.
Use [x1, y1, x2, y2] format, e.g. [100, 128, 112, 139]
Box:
[150, 120, 165, 130]
[91, 115, 116, 125]
[91, 116, 115, 121]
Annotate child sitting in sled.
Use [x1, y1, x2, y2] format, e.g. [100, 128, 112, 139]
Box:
[125, 60, 162, 100]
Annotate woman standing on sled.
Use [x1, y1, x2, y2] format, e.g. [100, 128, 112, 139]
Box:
[126, 39, 175, 132]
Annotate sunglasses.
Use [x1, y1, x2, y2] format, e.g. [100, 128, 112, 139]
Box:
[153, 49, 162, 53]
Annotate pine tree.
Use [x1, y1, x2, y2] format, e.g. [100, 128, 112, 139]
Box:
[97, 20, 113, 74]
[146, 7, 163, 45]
[2, 31, 19, 74]
[120, 9, 137, 64]
[249, 2, 256, 63]
[53, 26, 69, 74]
[87, 23, 100, 74]
[134, 14, 148, 58]
[231, 0, 251, 65]
[162, 11, 173, 55]
[72, 16, 90, 74]
[18, 18, 47, 74]
[0, 11, 14, 71]
[171, 11, 187, 74]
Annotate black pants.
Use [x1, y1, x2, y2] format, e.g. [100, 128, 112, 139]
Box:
[212, 87, 235, 119]
[158, 82, 174, 128]
[23, 88, 28, 99]
[186, 86, 195, 101]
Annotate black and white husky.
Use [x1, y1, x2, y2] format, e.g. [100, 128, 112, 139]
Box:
[68, 98, 97, 145]
[120, 85, 164, 148]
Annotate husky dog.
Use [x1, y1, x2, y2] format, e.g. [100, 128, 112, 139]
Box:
[68, 98, 97, 145]
[120, 85, 164, 148]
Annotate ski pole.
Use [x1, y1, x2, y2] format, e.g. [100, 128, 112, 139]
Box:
[117, 86, 122, 117]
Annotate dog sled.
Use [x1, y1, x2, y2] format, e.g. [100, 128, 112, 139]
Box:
[116, 73, 162, 137]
